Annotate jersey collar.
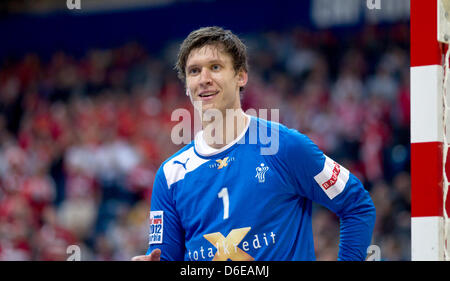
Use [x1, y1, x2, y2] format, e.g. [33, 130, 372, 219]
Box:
[194, 114, 251, 157]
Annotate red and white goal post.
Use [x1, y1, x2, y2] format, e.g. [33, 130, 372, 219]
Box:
[411, 0, 450, 261]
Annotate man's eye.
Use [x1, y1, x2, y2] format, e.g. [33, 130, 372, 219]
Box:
[189, 68, 199, 74]
[212, 65, 221, 71]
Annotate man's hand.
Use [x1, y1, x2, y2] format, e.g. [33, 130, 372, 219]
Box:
[131, 249, 161, 261]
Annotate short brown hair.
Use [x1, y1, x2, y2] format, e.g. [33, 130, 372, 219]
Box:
[175, 26, 249, 90]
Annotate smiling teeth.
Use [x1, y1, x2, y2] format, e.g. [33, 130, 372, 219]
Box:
[200, 92, 216, 97]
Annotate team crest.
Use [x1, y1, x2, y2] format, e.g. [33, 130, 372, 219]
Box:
[255, 163, 269, 183]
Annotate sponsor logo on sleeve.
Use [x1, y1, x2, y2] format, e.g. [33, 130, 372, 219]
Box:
[314, 156, 349, 199]
[149, 211, 164, 245]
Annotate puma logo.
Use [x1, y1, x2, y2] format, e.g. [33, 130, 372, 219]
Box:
[173, 158, 190, 170]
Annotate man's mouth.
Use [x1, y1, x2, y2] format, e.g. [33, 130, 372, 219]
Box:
[198, 91, 219, 99]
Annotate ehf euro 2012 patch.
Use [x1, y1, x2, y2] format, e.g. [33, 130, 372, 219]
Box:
[149, 211, 164, 245]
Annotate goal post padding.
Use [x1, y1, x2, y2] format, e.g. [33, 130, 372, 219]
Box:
[410, 0, 450, 261]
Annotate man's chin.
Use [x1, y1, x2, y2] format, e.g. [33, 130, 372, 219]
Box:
[201, 107, 224, 120]
[192, 100, 218, 113]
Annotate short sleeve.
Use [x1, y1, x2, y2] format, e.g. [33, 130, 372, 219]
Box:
[146, 166, 185, 261]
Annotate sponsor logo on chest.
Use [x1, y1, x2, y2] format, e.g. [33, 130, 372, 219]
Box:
[209, 156, 236, 169]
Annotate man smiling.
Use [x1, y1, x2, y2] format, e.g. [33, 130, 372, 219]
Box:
[182, 28, 250, 149]
[132, 26, 376, 261]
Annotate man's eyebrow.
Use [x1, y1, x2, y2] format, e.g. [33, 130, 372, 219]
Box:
[186, 58, 225, 69]
[186, 64, 199, 70]
[208, 59, 225, 64]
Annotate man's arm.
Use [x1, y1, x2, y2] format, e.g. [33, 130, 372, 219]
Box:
[327, 172, 376, 260]
[135, 166, 185, 261]
[283, 130, 376, 261]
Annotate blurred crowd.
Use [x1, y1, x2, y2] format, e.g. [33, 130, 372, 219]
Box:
[0, 23, 410, 260]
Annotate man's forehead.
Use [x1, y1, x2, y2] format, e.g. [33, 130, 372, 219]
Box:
[186, 44, 231, 65]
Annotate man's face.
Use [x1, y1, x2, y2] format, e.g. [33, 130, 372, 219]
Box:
[185, 44, 247, 113]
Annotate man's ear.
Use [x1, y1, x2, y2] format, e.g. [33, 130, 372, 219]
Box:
[237, 70, 248, 88]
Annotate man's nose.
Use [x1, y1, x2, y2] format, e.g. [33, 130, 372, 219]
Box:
[199, 68, 212, 86]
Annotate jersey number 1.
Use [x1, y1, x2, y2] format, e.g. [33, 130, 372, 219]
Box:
[218, 187, 229, 220]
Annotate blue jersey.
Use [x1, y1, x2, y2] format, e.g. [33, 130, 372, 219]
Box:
[147, 116, 375, 261]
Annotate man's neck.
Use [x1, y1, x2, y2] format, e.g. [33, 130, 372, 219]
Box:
[201, 108, 248, 149]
